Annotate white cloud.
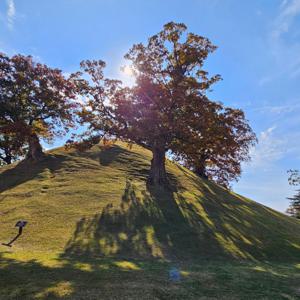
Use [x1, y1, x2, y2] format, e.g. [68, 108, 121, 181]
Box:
[269, 105, 294, 114]
[248, 126, 285, 169]
[6, 0, 16, 30]
[252, 102, 300, 115]
[281, 0, 300, 17]
[272, 0, 300, 40]
[246, 120, 300, 172]
[260, 125, 276, 140]
[263, 0, 300, 81]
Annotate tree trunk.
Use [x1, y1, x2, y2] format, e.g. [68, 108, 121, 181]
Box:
[195, 161, 208, 179]
[149, 146, 167, 185]
[27, 133, 44, 161]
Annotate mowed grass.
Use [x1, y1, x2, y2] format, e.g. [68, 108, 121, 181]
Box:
[0, 142, 300, 299]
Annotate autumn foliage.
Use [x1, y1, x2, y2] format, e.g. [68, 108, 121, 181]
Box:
[1, 23, 256, 188]
[0, 53, 79, 161]
[77, 22, 256, 186]
[173, 105, 256, 187]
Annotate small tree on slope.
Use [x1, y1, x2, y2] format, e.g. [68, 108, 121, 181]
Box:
[286, 191, 300, 219]
[173, 106, 257, 188]
[286, 170, 300, 218]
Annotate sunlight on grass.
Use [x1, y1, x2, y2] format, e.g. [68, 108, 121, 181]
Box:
[2, 251, 62, 267]
[74, 262, 92, 272]
[180, 270, 190, 277]
[290, 242, 300, 249]
[99, 238, 119, 255]
[118, 232, 128, 241]
[253, 266, 267, 272]
[35, 281, 73, 299]
[181, 194, 215, 228]
[252, 265, 288, 277]
[215, 233, 252, 259]
[145, 226, 164, 258]
[114, 260, 141, 270]
[223, 223, 253, 245]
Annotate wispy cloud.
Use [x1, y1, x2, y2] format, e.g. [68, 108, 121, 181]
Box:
[271, 0, 300, 40]
[261, 0, 300, 82]
[247, 122, 300, 171]
[252, 102, 300, 115]
[249, 126, 285, 168]
[6, 0, 16, 30]
[235, 122, 300, 212]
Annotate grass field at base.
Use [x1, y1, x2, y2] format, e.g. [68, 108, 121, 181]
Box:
[0, 142, 300, 299]
[1, 252, 300, 299]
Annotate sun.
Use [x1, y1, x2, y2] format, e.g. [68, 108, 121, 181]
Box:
[120, 64, 136, 86]
[121, 65, 134, 77]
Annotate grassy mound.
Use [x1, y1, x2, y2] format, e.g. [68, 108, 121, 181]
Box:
[0, 142, 300, 299]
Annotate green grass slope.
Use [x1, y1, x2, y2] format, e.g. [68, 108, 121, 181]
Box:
[0, 142, 300, 299]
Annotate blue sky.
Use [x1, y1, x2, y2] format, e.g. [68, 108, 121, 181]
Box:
[1, 0, 300, 212]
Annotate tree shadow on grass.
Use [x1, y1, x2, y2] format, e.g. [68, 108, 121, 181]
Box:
[98, 145, 129, 166]
[97, 144, 152, 181]
[0, 251, 165, 300]
[176, 165, 300, 261]
[0, 248, 299, 299]
[67, 144, 151, 181]
[63, 179, 224, 261]
[0, 146, 114, 194]
[1, 176, 300, 299]
[63, 175, 300, 263]
[0, 155, 69, 193]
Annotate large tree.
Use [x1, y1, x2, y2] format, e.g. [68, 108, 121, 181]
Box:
[0, 53, 78, 161]
[78, 22, 256, 185]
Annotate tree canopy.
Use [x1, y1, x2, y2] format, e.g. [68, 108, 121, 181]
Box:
[0, 128, 26, 165]
[0, 53, 79, 161]
[173, 105, 256, 187]
[77, 22, 256, 185]
[0, 23, 256, 188]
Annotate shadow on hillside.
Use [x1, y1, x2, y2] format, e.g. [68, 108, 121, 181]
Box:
[0, 146, 127, 193]
[0, 155, 69, 193]
[67, 144, 151, 181]
[98, 145, 127, 166]
[63, 180, 225, 260]
[176, 165, 300, 261]
[63, 177, 300, 262]
[98, 145, 151, 180]
[1, 177, 300, 298]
